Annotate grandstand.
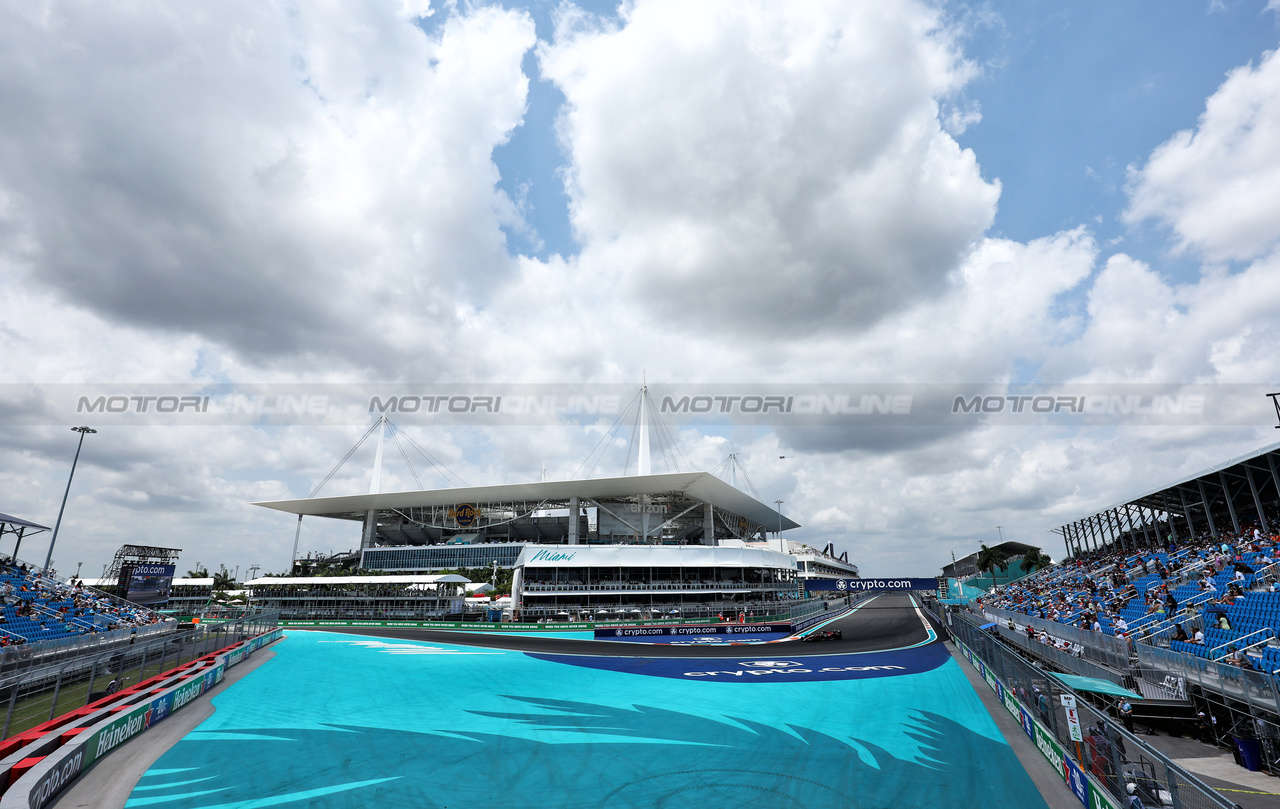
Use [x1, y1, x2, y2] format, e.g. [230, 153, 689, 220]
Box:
[966, 440, 1280, 776]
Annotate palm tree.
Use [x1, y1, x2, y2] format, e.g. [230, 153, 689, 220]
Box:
[976, 543, 1010, 592]
[186, 567, 209, 578]
[212, 571, 236, 591]
[1020, 548, 1052, 575]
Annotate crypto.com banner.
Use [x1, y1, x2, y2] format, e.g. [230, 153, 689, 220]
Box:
[1, 383, 1277, 427]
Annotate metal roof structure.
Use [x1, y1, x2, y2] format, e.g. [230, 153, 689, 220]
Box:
[1054, 440, 1280, 557]
[250, 468, 798, 550]
[243, 574, 470, 586]
[0, 511, 51, 563]
[253, 472, 799, 531]
[0, 513, 50, 532]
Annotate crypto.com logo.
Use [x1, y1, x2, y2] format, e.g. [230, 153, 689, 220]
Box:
[739, 660, 800, 668]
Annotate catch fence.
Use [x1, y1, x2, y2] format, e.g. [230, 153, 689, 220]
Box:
[934, 604, 1239, 809]
[0, 610, 278, 740]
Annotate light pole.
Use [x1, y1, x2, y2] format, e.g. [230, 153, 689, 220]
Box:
[774, 500, 784, 553]
[491, 559, 498, 588]
[75, 561, 83, 579]
[45, 426, 96, 574]
[996, 525, 1003, 544]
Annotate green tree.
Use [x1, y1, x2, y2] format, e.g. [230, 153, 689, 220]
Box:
[976, 544, 1010, 592]
[1020, 548, 1052, 575]
[212, 571, 236, 591]
[187, 567, 209, 578]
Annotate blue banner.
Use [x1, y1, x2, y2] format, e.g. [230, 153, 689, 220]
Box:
[528, 641, 950, 683]
[595, 623, 791, 640]
[1019, 707, 1035, 741]
[803, 578, 938, 592]
[1063, 755, 1089, 805]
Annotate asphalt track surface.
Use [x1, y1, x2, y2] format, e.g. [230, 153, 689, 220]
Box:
[108, 593, 1055, 809]
[317, 591, 933, 657]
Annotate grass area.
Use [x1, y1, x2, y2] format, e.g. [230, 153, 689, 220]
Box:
[0, 632, 236, 739]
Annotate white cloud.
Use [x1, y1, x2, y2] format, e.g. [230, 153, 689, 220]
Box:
[1126, 46, 1280, 263]
[0, 1, 536, 370]
[538, 0, 999, 334]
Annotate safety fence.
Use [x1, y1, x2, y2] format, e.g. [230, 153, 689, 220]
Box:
[0, 624, 284, 809]
[0, 620, 177, 680]
[1136, 642, 1280, 718]
[936, 606, 1239, 809]
[981, 605, 1133, 670]
[990, 622, 1130, 686]
[0, 611, 278, 740]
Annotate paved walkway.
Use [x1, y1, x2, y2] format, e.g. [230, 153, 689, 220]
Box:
[50, 649, 276, 809]
[1131, 730, 1279, 808]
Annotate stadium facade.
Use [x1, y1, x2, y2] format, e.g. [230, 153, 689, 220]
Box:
[255, 471, 856, 621]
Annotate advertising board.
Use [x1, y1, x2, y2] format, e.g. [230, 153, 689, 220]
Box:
[124, 563, 176, 606]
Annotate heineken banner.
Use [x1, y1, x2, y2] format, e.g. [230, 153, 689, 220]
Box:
[22, 629, 283, 809]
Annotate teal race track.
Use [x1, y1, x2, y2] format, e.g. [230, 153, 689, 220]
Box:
[125, 594, 1049, 809]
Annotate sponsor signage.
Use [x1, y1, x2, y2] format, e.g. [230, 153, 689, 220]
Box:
[1001, 687, 1021, 719]
[1087, 778, 1121, 809]
[595, 623, 791, 640]
[22, 629, 283, 809]
[1063, 755, 1089, 805]
[451, 503, 479, 528]
[803, 578, 937, 592]
[1033, 722, 1066, 778]
[1018, 707, 1035, 740]
[529, 641, 950, 683]
[27, 747, 84, 809]
[527, 549, 577, 563]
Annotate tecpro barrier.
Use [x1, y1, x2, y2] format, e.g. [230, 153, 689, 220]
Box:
[2, 627, 284, 809]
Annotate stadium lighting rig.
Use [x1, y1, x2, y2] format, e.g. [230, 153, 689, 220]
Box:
[45, 426, 96, 574]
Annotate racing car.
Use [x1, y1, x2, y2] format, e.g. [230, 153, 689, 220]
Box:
[802, 629, 843, 642]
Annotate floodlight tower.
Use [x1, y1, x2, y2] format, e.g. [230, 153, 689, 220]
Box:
[45, 426, 96, 574]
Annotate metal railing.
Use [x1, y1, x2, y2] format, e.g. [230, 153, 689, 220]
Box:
[0, 610, 278, 740]
[1135, 642, 1280, 718]
[0, 619, 179, 679]
[936, 605, 1239, 809]
[981, 606, 1133, 670]
[990, 622, 1129, 686]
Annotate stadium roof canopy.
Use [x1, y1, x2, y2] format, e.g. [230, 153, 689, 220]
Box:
[1054, 439, 1280, 558]
[243, 574, 470, 586]
[253, 472, 801, 532]
[0, 512, 50, 532]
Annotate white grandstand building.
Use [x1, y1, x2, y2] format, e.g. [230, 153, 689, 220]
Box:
[253, 390, 858, 622]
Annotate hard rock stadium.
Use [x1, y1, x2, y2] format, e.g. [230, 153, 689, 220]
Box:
[1, 406, 1278, 808]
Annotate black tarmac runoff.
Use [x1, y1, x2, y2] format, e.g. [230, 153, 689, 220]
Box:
[314, 592, 936, 659]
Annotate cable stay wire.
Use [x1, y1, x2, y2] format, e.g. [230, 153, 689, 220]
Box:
[389, 429, 426, 491]
[644, 387, 690, 474]
[733, 454, 762, 501]
[621, 396, 644, 476]
[571, 389, 642, 480]
[388, 422, 469, 488]
[307, 419, 383, 499]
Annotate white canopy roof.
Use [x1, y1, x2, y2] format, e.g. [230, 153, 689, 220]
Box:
[243, 574, 470, 586]
[253, 471, 799, 530]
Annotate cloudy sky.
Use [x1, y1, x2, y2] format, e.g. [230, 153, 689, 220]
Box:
[3, 0, 1280, 581]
